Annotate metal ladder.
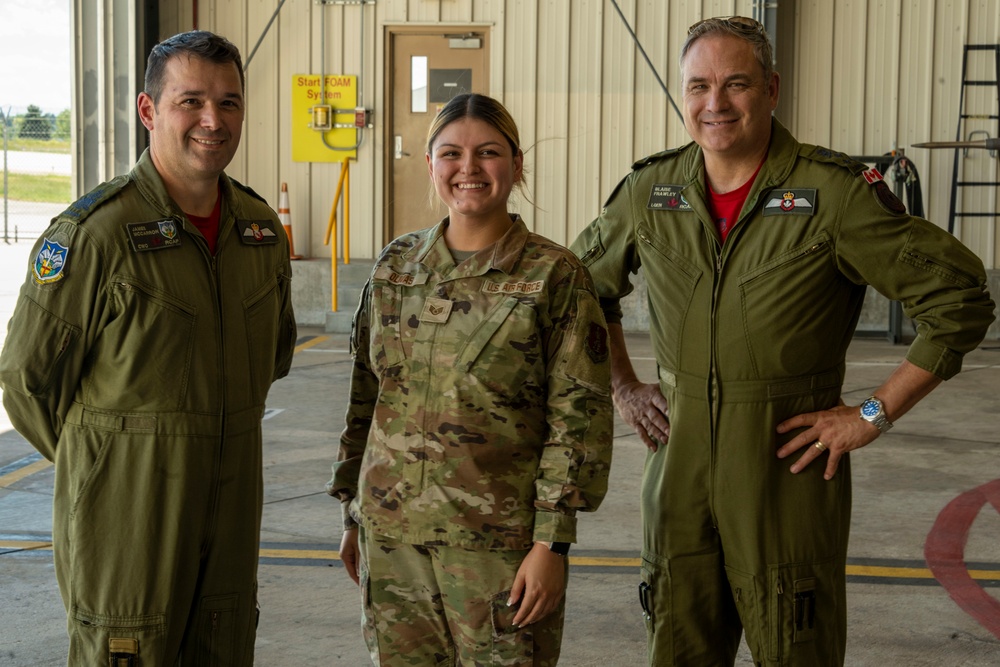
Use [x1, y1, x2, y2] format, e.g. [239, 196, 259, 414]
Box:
[947, 44, 1000, 235]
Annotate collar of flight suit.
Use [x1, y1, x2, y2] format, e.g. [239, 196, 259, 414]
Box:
[127, 147, 242, 227]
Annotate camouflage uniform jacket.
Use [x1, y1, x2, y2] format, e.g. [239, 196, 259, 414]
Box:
[328, 215, 613, 550]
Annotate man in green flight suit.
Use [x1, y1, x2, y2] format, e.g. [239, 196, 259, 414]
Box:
[0, 31, 296, 665]
[571, 16, 995, 667]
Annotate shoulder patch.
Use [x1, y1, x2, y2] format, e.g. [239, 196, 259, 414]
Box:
[61, 175, 129, 224]
[33, 238, 70, 284]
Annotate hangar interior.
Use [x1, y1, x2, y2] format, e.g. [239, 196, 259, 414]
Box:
[70, 0, 999, 336]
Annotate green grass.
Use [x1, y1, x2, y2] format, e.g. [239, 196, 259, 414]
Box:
[1, 172, 71, 203]
[1, 136, 70, 153]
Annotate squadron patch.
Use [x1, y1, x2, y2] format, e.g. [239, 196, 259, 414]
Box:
[647, 184, 692, 211]
[585, 322, 609, 364]
[237, 219, 280, 245]
[762, 188, 817, 216]
[873, 181, 907, 215]
[126, 220, 183, 252]
[859, 168, 907, 215]
[33, 238, 70, 284]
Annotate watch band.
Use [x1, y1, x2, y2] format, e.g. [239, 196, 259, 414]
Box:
[548, 542, 571, 557]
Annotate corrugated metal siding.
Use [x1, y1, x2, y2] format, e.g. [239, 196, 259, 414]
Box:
[155, 0, 1000, 269]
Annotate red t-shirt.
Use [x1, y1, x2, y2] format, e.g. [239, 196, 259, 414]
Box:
[187, 191, 222, 254]
[707, 160, 764, 243]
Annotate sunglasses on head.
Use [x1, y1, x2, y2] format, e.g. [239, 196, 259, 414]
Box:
[688, 16, 765, 35]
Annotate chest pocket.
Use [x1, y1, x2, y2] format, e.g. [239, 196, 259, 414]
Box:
[369, 282, 407, 376]
[455, 296, 539, 400]
[737, 232, 849, 377]
[101, 276, 196, 410]
[243, 270, 286, 403]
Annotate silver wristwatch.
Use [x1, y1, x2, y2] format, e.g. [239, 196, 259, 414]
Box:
[860, 395, 893, 433]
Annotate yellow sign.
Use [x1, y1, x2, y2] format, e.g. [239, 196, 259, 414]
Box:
[291, 74, 358, 161]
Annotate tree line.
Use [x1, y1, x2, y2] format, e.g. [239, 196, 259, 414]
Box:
[2, 105, 71, 142]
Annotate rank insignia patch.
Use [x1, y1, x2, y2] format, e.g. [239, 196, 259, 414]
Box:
[647, 184, 692, 211]
[33, 238, 69, 284]
[420, 297, 453, 323]
[127, 220, 183, 252]
[237, 219, 280, 245]
[762, 188, 817, 216]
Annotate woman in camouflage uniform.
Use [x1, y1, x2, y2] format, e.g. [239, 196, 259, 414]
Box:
[328, 93, 614, 666]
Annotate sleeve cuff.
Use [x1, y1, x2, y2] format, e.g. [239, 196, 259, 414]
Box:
[532, 510, 577, 544]
[905, 336, 964, 380]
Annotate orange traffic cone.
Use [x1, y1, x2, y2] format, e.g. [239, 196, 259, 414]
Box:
[279, 182, 303, 260]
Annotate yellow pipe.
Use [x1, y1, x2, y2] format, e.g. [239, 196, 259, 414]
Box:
[324, 158, 351, 312]
[344, 159, 351, 264]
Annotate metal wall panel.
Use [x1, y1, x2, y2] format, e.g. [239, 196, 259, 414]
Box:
[143, 0, 1000, 268]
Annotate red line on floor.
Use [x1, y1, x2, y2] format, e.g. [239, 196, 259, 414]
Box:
[924, 478, 1000, 640]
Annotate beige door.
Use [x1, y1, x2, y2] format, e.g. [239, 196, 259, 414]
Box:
[386, 29, 490, 240]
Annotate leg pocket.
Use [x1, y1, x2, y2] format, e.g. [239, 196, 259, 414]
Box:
[490, 590, 534, 666]
[359, 561, 382, 665]
[771, 559, 847, 666]
[198, 593, 239, 664]
[69, 607, 166, 667]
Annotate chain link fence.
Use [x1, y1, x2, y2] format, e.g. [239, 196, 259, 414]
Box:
[1, 107, 72, 244]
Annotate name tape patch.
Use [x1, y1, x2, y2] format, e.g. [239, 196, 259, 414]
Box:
[647, 184, 692, 211]
[126, 220, 182, 252]
[482, 280, 544, 295]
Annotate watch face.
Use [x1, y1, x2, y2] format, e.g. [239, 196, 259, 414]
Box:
[861, 399, 881, 419]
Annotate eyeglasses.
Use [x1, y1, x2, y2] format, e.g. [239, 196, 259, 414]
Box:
[688, 16, 765, 35]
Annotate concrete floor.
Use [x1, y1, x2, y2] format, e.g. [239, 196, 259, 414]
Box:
[1, 237, 999, 666]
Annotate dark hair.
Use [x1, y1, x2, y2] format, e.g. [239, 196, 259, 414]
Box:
[144, 31, 244, 104]
[680, 17, 774, 82]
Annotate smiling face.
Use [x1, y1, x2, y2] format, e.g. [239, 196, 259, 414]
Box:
[138, 54, 244, 191]
[426, 116, 524, 228]
[681, 33, 779, 168]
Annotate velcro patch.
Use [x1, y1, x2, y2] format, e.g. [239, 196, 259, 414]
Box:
[762, 188, 817, 216]
[33, 238, 70, 284]
[585, 322, 609, 363]
[126, 220, 182, 252]
[873, 181, 906, 215]
[482, 280, 544, 295]
[237, 219, 280, 245]
[373, 266, 429, 286]
[647, 184, 692, 211]
[419, 297, 453, 323]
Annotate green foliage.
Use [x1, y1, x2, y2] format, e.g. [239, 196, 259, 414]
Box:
[1, 172, 71, 204]
[18, 105, 51, 141]
[54, 109, 71, 141]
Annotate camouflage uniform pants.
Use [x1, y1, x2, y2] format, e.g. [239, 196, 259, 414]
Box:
[358, 527, 565, 666]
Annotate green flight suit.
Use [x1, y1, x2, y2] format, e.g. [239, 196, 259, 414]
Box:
[0, 149, 297, 666]
[570, 120, 995, 667]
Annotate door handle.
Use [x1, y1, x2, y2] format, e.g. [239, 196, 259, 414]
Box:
[395, 135, 411, 160]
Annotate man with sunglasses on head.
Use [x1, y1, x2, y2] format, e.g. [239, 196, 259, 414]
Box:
[572, 16, 994, 667]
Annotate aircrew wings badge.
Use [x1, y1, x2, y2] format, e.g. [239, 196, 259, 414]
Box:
[33, 238, 69, 284]
[762, 188, 817, 216]
[237, 219, 280, 245]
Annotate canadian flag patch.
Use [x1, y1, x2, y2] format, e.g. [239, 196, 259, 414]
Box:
[861, 168, 884, 184]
